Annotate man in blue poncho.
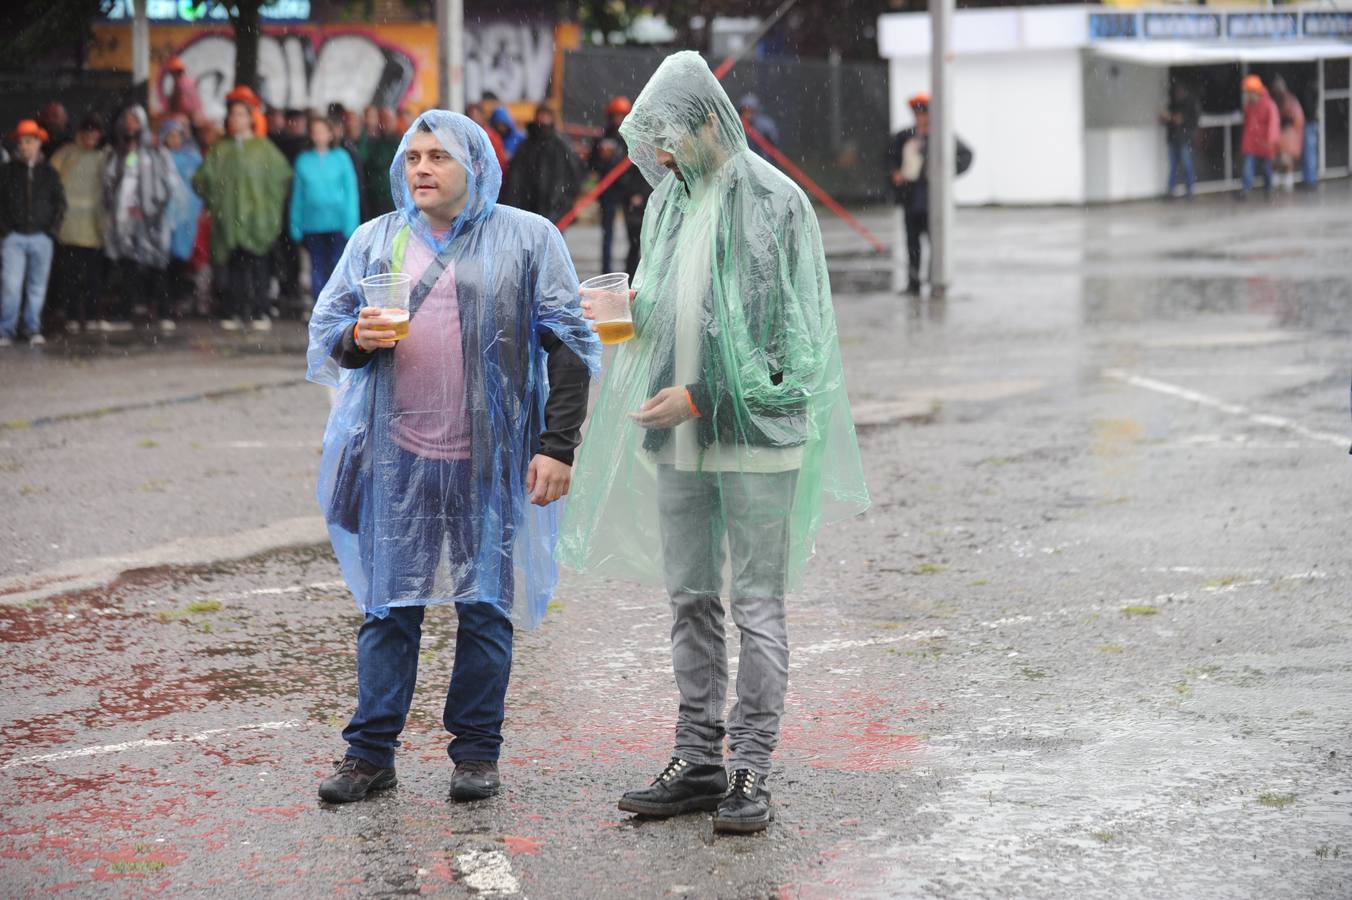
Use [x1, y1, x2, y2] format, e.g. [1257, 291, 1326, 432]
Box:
[306, 111, 599, 805]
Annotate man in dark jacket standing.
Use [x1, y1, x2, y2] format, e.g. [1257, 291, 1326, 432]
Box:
[588, 96, 650, 278]
[1, 119, 66, 345]
[502, 104, 583, 224]
[1161, 81, 1201, 198]
[886, 93, 973, 295]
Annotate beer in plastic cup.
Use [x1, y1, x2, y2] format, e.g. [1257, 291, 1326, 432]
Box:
[361, 272, 414, 341]
[581, 272, 633, 345]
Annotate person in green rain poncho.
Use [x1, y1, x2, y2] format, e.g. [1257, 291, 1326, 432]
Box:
[192, 99, 291, 331]
[558, 51, 870, 834]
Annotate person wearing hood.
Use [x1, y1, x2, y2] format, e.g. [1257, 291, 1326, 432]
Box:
[102, 105, 184, 332]
[306, 110, 599, 805]
[290, 113, 359, 310]
[159, 117, 204, 315]
[588, 95, 651, 278]
[193, 98, 292, 331]
[488, 105, 525, 157]
[556, 51, 870, 834]
[887, 92, 974, 295]
[466, 102, 508, 174]
[1270, 75, 1305, 193]
[0, 119, 65, 346]
[50, 113, 109, 332]
[1239, 74, 1279, 198]
[500, 104, 583, 224]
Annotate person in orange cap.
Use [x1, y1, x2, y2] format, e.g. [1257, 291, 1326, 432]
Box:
[163, 57, 204, 126]
[1239, 73, 1278, 197]
[886, 90, 973, 294]
[588, 94, 650, 277]
[225, 85, 268, 137]
[0, 119, 66, 345]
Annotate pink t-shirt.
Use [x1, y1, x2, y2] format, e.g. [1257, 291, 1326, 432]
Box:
[390, 236, 470, 460]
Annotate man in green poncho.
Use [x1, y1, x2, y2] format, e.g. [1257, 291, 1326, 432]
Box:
[193, 99, 292, 332]
[560, 51, 869, 834]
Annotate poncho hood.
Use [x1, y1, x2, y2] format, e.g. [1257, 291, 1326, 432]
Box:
[619, 50, 749, 189]
[388, 110, 501, 254]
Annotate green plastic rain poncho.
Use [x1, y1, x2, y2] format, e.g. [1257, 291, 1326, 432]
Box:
[557, 51, 869, 590]
[192, 130, 291, 265]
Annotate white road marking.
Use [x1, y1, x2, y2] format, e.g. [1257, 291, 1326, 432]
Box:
[0, 720, 302, 770]
[1104, 369, 1347, 448]
[455, 849, 520, 895]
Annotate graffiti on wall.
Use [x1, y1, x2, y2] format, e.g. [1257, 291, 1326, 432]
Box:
[464, 22, 555, 104]
[165, 31, 415, 119]
[157, 22, 555, 121]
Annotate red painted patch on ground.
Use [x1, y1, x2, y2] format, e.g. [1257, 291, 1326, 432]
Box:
[503, 834, 543, 855]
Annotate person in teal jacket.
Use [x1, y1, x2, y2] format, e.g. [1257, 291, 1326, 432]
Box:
[290, 114, 360, 308]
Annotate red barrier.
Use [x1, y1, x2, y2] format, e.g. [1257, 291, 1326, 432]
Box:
[742, 123, 888, 255]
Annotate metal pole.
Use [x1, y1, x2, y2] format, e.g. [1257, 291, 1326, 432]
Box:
[929, 0, 955, 296]
[436, 0, 465, 111]
[131, 0, 150, 88]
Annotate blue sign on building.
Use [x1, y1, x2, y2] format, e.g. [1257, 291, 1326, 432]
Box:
[1141, 13, 1222, 41]
[1088, 13, 1138, 40]
[1227, 12, 1299, 40]
[1304, 12, 1352, 37]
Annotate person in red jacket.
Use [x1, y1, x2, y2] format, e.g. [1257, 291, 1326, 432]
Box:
[1239, 74, 1278, 197]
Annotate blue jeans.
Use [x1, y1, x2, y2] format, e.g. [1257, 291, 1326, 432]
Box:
[1241, 154, 1274, 194]
[1, 232, 54, 338]
[1302, 122, 1319, 185]
[344, 450, 516, 769]
[303, 232, 346, 305]
[1167, 141, 1195, 195]
[342, 601, 513, 770]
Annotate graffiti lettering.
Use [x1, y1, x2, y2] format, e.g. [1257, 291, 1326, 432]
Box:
[163, 23, 555, 122]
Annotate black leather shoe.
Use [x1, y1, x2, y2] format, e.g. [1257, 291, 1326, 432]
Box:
[318, 756, 397, 804]
[713, 769, 772, 834]
[450, 759, 501, 801]
[618, 757, 728, 817]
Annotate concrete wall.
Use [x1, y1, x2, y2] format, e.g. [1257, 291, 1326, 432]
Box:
[889, 49, 1086, 205]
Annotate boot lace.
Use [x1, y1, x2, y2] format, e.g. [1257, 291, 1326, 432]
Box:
[653, 757, 690, 785]
[728, 768, 758, 798]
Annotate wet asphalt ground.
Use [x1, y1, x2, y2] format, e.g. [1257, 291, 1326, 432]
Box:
[1, 184, 1350, 898]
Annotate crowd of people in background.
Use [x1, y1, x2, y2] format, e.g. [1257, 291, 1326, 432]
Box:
[1163, 70, 1320, 200]
[0, 59, 652, 347]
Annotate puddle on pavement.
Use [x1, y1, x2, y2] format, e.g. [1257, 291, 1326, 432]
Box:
[1083, 275, 1352, 331]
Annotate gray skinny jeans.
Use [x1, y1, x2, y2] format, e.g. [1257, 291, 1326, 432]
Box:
[656, 464, 798, 776]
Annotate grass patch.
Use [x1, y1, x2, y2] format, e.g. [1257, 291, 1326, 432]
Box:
[546, 600, 565, 612]
[969, 578, 989, 587]
[185, 599, 222, 614]
[137, 438, 159, 449]
[1121, 606, 1159, 617]
[913, 563, 947, 576]
[108, 859, 166, 874]
[1257, 792, 1297, 809]
[1019, 666, 1048, 680]
[1096, 644, 1125, 654]
[1206, 575, 1246, 588]
[1090, 830, 1115, 844]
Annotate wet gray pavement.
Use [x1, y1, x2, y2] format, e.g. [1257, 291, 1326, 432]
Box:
[2, 183, 1350, 897]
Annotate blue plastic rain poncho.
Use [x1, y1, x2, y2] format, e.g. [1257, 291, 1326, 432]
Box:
[306, 111, 600, 627]
[557, 52, 869, 591]
[157, 118, 203, 263]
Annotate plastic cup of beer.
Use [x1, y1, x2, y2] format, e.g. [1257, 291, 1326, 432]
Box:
[581, 272, 633, 345]
[361, 272, 413, 341]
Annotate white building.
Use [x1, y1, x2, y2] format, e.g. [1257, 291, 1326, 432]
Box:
[878, 5, 1352, 204]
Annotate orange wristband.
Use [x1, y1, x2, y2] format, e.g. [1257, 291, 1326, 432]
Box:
[685, 388, 700, 419]
[353, 321, 363, 349]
